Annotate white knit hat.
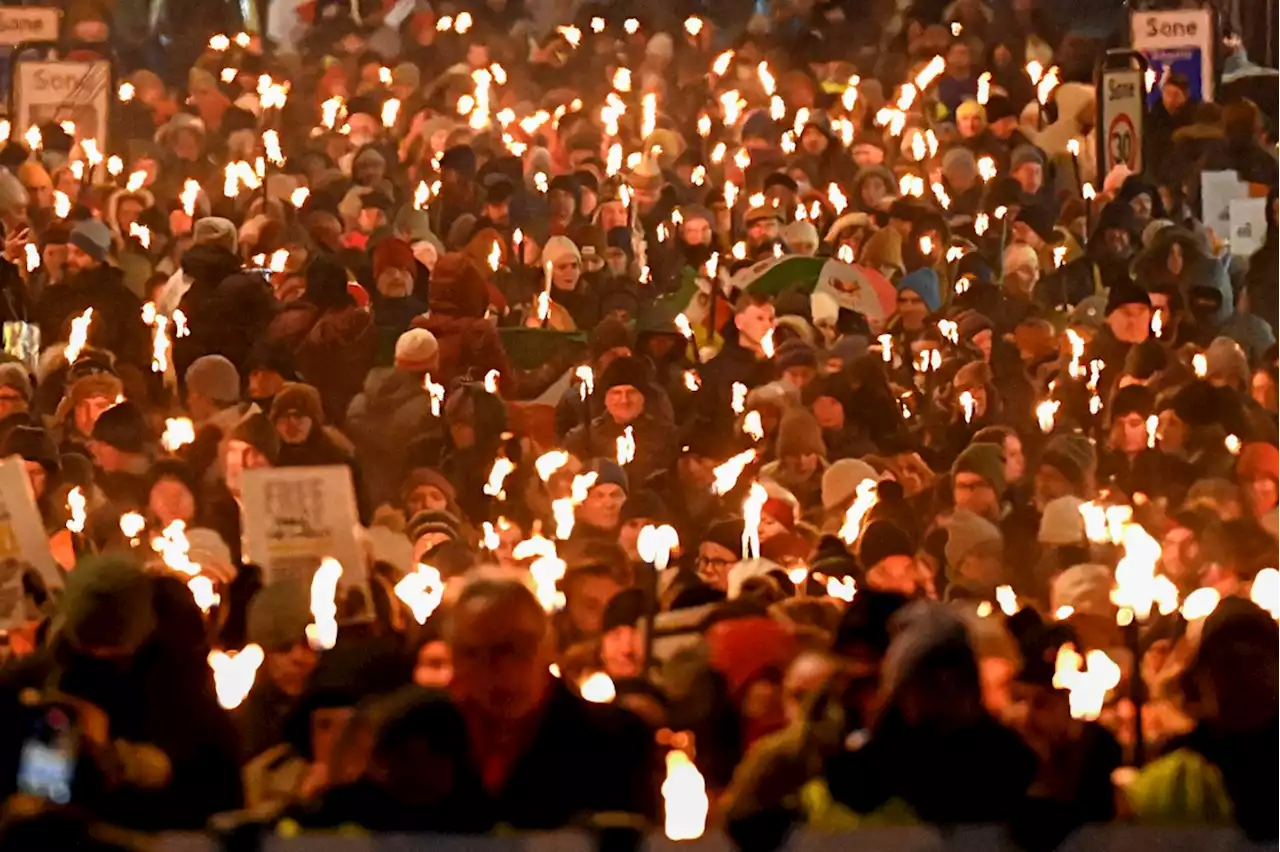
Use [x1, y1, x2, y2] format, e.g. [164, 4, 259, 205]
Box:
[394, 329, 439, 373]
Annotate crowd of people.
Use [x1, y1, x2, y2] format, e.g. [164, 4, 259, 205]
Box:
[0, 0, 1275, 846]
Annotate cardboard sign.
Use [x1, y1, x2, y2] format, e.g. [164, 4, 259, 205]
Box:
[241, 465, 372, 621]
[1227, 197, 1268, 257]
[11, 58, 111, 152]
[1131, 9, 1214, 102]
[1200, 170, 1248, 242]
[0, 7, 59, 47]
[0, 458, 61, 630]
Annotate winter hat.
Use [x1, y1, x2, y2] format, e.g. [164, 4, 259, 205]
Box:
[1050, 564, 1114, 617]
[1038, 495, 1086, 546]
[391, 62, 420, 90]
[90, 401, 149, 453]
[429, 253, 489, 318]
[775, 409, 827, 459]
[270, 382, 325, 423]
[705, 616, 800, 698]
[956, 310, 993, 340]
[192, 216, 238, 255]
[897, 267, 941, 313]
[858, 519, 915, 570]
[304, 255, 353, 309]
[782, 220, 819, 252]
[406, 509, 462, 545]
[1105, 280, 1151, 315]
[393, 329, 439, 374]
[587, 458, 629, 494]
[246, 580, 312, 651]
[185, 528, 235, 584]
[951, 443, 1007, 496]
[184, 355, 240, 404]
[1123, 340, 1168, 382]
[1040, 434, 1095, 493]
[61, 555, 157, 653]
[984, 94, 1018, 123]
[1204, 337, 1249, 389]
[620, 489, 669, 524]
[1095, 201, 1138, 238]
[400, 467, 457, 508]
[70, 219, 112, 262]
[1109, 384, 1155, 422]
[373, 237, 417, 280]
[541, 235, 582, 269]
[602, 588, 649, 633]
[822, 458, 879, 510]
[953, 360, 992, 394]
[0, 425, 59, 473]
[775, 339, 818, 372]
[880, 601, 978, 703]
[599, 355, 649, 393]
[229, 411, 279, 464]
[944, 509, 1003, 569]
[1009, 145, 1044, 171]
[941, 147, 977, 184]
[0, 362, 32, 402]
[56, 372, 123, 425]
[1238, 442, 1279, 483]
[702, 518, 746, 559]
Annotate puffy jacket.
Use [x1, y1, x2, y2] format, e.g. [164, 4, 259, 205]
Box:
[346, 366, 441, 505]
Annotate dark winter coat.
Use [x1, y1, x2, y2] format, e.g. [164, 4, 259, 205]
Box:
[173, 244, 275, 379]
[410, 312, 510, 390]
[294, 306, 379, 425]
[35, 264, 150, 372]
[346, 366, 441, 506]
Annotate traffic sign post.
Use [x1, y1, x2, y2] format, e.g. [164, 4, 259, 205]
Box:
[1096, 50, 1148, 179]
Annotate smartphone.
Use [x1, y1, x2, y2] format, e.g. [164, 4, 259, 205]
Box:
[16, 704, 79, 805]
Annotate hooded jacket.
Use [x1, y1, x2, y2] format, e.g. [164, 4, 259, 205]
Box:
[174, 244, 276, 379]
[346, 366, 442, 506]
[411, 254, 510, 388]
[35, 263, 151, 372]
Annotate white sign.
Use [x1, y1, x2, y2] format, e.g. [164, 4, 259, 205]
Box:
[1200, 170, 1248, 242]
[1131, 9, 1214, 102]
[0, 458, 61, 629]
[12, 59, 111, 152]
[241, 465, 372, 621]
[1099, 68, 1144, 175]
[1227, 197, 1268, 257]
[0, 7, 59, 47]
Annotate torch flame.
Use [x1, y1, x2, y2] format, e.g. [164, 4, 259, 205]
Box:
[826, 575, 857, 602]
[616, 425, 637, 466]
[483, 456, 516, 499]
[995, 585, 1019, 616]
[579, 671, 616, 703]
[741, 482, 768, 560]
[65, 308, 93, 363]
[1036, 399, 1060, 433]
[161, 417, 196, 452]
[423, 374, 445, 416]
[838, 479, 879, 544]
[208, 645, 265, 709]
[637, 524, 679, 571]
[395, 563, 445, 624]
[731, 382, 747, 415]
[959, 390, 976, 423]
[711, 449, 757, 495]
[1251, 568, 1279, 620]
[1053, 644, 1120, 720]
[305, 558, 343, 650]
[663, 749, 709, 840]
[66, 487, 87, 534]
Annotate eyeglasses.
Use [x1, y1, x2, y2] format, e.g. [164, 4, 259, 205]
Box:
[696, 555, 734, 569]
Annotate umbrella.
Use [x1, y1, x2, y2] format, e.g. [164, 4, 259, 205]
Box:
[1220, 68, 1279, 129]
[732, 255, 897, 321]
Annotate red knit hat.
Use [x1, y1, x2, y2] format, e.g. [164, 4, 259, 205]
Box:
[705, 617, 800, 698]
[1238, 442, 1279, 482]
[373, 237, 417, 280]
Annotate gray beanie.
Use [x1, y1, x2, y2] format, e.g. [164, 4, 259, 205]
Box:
[61, 555, 157, 653]
[942, 147, 977, 183]
[1204, 336, 1249, 390]
[70, 220, 112, 263]
[185, 355, 241, 404]
[944, 509, 1003, 569]
[193, 216, 239, 255]
[0, 362, 33, 402]
[246, 581, 312, 652]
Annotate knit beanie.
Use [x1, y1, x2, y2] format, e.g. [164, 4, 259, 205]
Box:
[587, 458, 629, 494]
[775, 409, 827, 459]
[602, 588, 649, 633]
[858, 519, 915, 570]
[599, 355, 649, 393]
[941, 146, 977, 184]
[90, 401, 149, 453]
[702, 518, 745, 558]
[541, 235, 582, 268]
[898, 267, 942, 313]
[246, 580, 312, 652]
[70, 219, 112, 262]
[229, 411, 280, 464]
[1204, 337, 1249, 389]
[61, 555, 157, 653]
[0, 425, 59, 473]
[1238, 442, 1279, 483]
[184, 355, 241, 404]
[1040, 434, 1095, 493]
[951, 443, 1007, 496]
[1050, 564, 1114, 617]
[270, 382, 326, 423]
[1009, 145, 1044, 171]
[944, 509, 1003, 569]
[0, 362, 32, 402]
[822, 458, 879, 510]
[775, 339, 818, 373]
[589, 317, 633, 361]
[193, 216, 239, 255]
[1037, 495, 1086, 545]
[406, 509, 462, 545]
[373, 237, 418, 280]
[1105, 280, 1152, 315]
[393, 329, 440, 374]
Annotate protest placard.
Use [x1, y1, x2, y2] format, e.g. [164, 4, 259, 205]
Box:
[0, 458, 61, 630]
[1227, 197, 1268, 257]
[241, 465, 372, 621]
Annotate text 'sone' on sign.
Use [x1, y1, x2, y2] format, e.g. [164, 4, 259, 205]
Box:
[0, 7, 59, 47]
[12, 59, 111, 151]
[1131, 8, 1214, 102]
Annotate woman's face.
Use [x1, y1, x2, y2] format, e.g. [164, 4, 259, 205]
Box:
[414, 640, 453, 688]
[551, 255, 581, 290]
[861, 176, 888, 208]
[1167, 241, 1184, 276]
[149, 476, 196, 527]
[1245, 476, 1279, 519]
[408, 483, 449, 515]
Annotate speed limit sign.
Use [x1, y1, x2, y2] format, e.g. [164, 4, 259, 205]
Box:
[1107, 113, 1138, 170]
[1096, 53, 1146, 176]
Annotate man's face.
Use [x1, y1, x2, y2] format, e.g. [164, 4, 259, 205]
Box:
[947, 42, 971, 74]
[958, 113, 984, 138]
[1012, 162, 1042, 194]
[852, 144, 884, 167]
[812, 395, 844, 429]
[0, 385, 27, 420]
[267, 642, 319, 696]
[566, 573, 622, 636]
[601, 625, 643, 678]
[783, 365, 816, 390]
[1034, 464, 1074, 509]
[1004, 435, 1026, 481]
[450, 595, 551, 721]
[990, 117, 1018, 139]
[604, 385, 645, 424]
[1130, 192, 1153, 225]
[22, 461, 47, 500]
[1108, 303, 1151, 345]
[64, 243, 98, 274]
[1162, 84, 1187, 113]
[482, 201, 509, 226]
[1103, 228, 1132, 260]
[953, 472, 999, 517]
[736, 302, 776, 348]
[746, 217, 779, 247]
[696, 541, 738, 590]
[357, 207, 385, 234]
[800, 126, 828, 155]
[972, 329, 993, 361]
[599, 201, 628, 231]
[865, 553, 919, 596]
[580, 483, 626, 530]
[42, 243, 67, 280]
[682, 218, 712, 246]
[1112, 413, 1148, 455]
[407, 483, 449, 516]
[275, 411, 313, 445]
[148, 476, 195, 527]
[74, 394, 114, 437]
[548, 189, 575, 220]
[28, 180, 54, 210]
[896, 290, 928, 325]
